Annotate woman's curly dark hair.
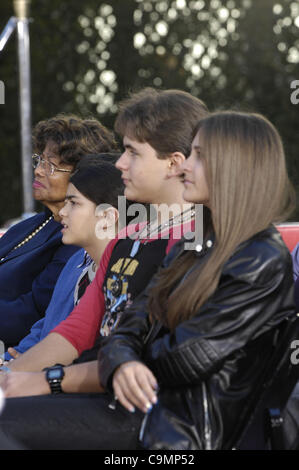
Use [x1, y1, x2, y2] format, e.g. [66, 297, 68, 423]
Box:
[32, 114, 118, 167]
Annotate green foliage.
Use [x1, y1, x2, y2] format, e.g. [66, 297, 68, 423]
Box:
[0, 0, 298, 225]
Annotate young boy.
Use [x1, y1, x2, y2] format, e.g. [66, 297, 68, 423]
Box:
[0, 88, 209, 400]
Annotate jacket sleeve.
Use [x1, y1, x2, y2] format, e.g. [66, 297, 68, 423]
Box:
[145, 239, 295, 386]
[98, 288, 153, 390]
[0, 243, 78, 346]
[4, 317, 46, 360]
[99, 237, 295, 389]
[98, 240, 184, 389]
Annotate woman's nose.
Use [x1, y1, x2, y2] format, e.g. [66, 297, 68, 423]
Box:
[180, 161, 189, 174]
[33, 158, 47, 177]
[34, 164, 44, 177]
[180, 154, 194, 174]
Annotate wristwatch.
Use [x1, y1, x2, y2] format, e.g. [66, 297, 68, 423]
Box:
[45, 365, 65, 394]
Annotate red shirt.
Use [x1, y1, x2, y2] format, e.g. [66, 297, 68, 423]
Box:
[52, 221, 195, 354]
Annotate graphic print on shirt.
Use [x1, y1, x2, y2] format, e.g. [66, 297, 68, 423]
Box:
[100, 257, 139, 336]
[74, 260, 96, 306]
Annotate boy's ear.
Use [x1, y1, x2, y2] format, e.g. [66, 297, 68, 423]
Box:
[105, 207, 119, 227]
[96, 206, 119, 229]
[167, 152, 186, 177]
[95, 206, 119, 240]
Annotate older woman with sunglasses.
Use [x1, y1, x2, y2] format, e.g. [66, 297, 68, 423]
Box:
[0, 114, 117, 349]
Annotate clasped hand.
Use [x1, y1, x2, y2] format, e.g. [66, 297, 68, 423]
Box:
[112, 361, 158, 414]
[0, 347, 21, 367]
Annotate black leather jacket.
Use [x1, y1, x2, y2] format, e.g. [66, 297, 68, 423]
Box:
[98, 226, 295, 450]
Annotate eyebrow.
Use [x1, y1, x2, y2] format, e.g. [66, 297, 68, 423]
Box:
[42, 154, 61, 166]
[124, 143, 138, 152]
[65, 195, 79, 201]
[44, 155, 59, 159]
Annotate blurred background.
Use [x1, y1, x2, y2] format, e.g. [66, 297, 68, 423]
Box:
[0, 0, 298, 226]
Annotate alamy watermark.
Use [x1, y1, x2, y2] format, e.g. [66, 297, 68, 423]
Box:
[0, 80, 4, 105]
[290, 80, 299, 105]
[290, 340, 299, 365]
[94, 197, 204, 251]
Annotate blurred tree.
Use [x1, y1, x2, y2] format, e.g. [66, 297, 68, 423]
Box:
[0, 0, 298, 225]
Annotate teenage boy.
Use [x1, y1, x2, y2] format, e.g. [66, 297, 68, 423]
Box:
[0, 88, 209, 401]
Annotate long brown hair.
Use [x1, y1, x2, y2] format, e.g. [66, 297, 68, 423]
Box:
[148, 111, 296, 330]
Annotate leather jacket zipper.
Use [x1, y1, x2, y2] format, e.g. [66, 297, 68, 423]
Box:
[202, 382, 212, 450]
[139, 321, 162, 444]
[143, 320, 162, 346]
[139, 412, 149, 441]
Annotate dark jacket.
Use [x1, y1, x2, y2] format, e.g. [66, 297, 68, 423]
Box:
[98, 226, 296, 450]
[0, 210, 79, 346]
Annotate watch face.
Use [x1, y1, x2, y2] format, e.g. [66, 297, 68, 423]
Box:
[48, 369, 62, 380]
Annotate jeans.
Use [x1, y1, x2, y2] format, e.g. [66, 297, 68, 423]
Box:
[0, 393, 143, 450]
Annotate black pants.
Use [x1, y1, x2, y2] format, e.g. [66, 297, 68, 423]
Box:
[0, 393, 143, 450]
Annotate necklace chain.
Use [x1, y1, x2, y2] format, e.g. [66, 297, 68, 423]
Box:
[135, 205, 195, 241]
[0, 215, 53, 263]
[110, 206, 195, 298]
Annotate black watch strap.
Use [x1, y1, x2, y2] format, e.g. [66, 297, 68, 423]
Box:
[45, 365, 65, 394]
